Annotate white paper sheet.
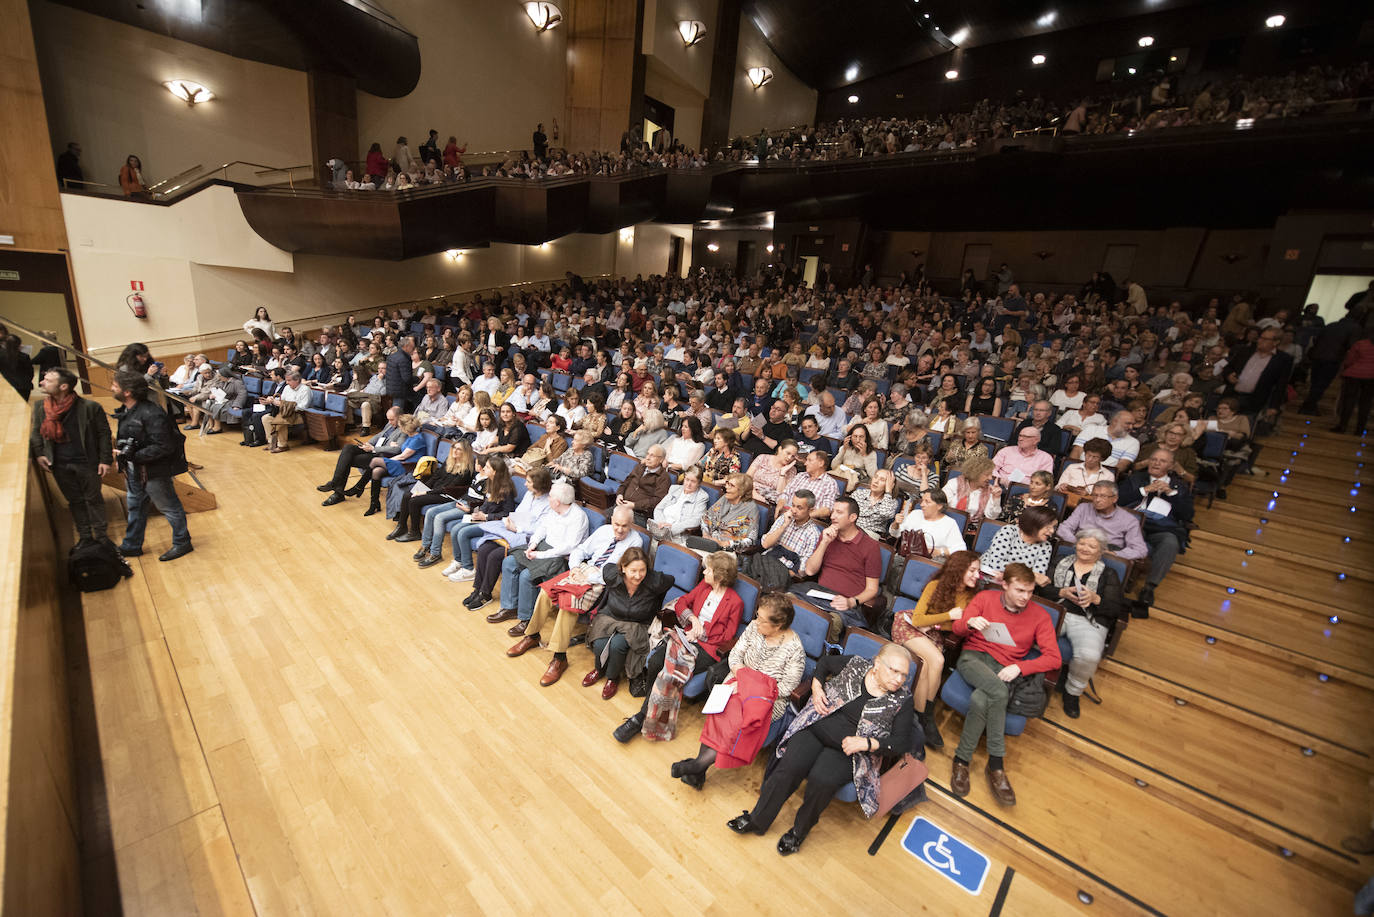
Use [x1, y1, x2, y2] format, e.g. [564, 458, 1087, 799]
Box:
[980, 621, 1017, 647]
[703, 682, 735, 715]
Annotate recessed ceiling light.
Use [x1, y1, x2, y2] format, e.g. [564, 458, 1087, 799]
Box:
[1169, 55, 1178, 62]
[1036, 10, 1057, 27]
[945, 69, 959, 80]
[1127, 67, 1137, 74]
[1265, 14, 1285, 28]
[845, 63, 859, 81]
[923, 12, 930, 19]
[848, 94, 859, 103]
[1031, 54, 1046, 65]
[1138, 35, 1154, 47]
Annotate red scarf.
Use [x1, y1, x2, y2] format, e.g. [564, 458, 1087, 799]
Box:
[41, 393, 77, 442]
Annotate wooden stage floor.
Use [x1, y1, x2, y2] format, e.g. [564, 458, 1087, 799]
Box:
[66, 418, 1372, 915]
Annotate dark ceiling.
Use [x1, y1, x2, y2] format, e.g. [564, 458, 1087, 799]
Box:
[746, 0, 1243, 92]
[49, 0, 420, 97]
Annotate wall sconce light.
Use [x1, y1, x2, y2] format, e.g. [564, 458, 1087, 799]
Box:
[678, 20, 707, 47]
[746, 67, 773, 90]
[765, 243, 775, 253]
[446, 249, 468, 261]
[524, 2, 562, 32]
[847, 94, 859, 104]
[706, 242, 720, 252]
[537, 241, 551, 250]
[1264, 14, 1285, 28]
[619, 227, 634, 244]
[944, 69, 959, 80]
[908, 249, 924, 259]
[163, 80, 214, 105]
[1034, 250, 1054, 260]
[1137, 35, 1155, 47]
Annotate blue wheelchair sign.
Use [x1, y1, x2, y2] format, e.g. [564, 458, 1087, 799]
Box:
[901, 816, 990, 895]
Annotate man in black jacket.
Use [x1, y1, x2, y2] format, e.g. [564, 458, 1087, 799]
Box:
[1119, 447, 1194, 608]
[1014, 400, 1066, 457]
[1227, 328, 1294, 420]
[31, 367, 112, 545]
[111, 370, 193, 561]
[386, 336, 417, 412]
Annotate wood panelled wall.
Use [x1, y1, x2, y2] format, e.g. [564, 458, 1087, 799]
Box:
[0, 0, 68, 252]
[566, 0, 646, 155]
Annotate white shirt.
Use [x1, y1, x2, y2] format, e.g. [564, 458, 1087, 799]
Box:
[281, 382, 313, 409]
[664, 436, 706, 469]
[472, 373, 501, 396]
[508, 386, 539, 413]
[652, 485, 710, 535]
[1059, 409, 1105, 431]
[804, 404, 848, 438]
[527, 505, 590, 559]
[896, 511, 966, 556]
[1050, 390, 1086, 414]
[567, 524, 642, 584]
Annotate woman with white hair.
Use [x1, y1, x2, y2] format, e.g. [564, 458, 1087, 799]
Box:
[1036, 528, 1126, 719]
[1152, 371, 1194, 408]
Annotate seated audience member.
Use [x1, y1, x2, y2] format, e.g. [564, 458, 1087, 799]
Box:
[360, 414, 424, 515]
[1056, 437, 1115, 501]
[577, 392, 608, 438]
[852, 469, 901, 541]
[666, 594, 806, 788]
[991, 427, 1054, 487]
[943, 455, 1003, 532]
[894, 550, 983, 747]
[647, 466, 710, 542]
[417, 457, 518, 572]
[612, 443, 670, 524]
[777, 449, 839, 522]
[977, 505, 1059, 585]
[663, 416, 708, 473]
[794, 415, 832, 458]
[427, 385, 475, 436]
[943, 417, 989, 467]
[895, 440, 940, 493]
[318, 406, 405, 503]
[895, 488, 966, 558]
[513, 415, 569, 474]
[793, 496, 884, 632]
[726, 643, 913, 856]
[493, 481, 590, 627]
[1069, 410, 1139, 475]
[391, 440, 477, 549]
[581, 548, 675, 699]
[1000, 470, 1055, 521]
[460, 467, 553, 611]
[200, 366, 246, 435]
[832, 423, 878, 491]
[700, 427, 743, 483]
[612, 551, 745, 742]
[415, 378, 448, 420]
[1038, 530, 1126, 718]
[852, 397, 891, 450]
[803, 392, 847, 439]
[626, 408, 672, 459]
[1118, 447, 1195, 608]
[759, 491, 823, 577]
[487, 402, 532, 459]
[346, 363, 387, 433]
[506, 506, 641, 685]
[687, 473, 761, 553]
[1013, 400, 1066, 456]
[963, 377, 1003, 418]
[601, 401, 639, 451]
[1057, 393, 1104, 436]
[747, 398, 798, 453]
[1135, 422, 1197, 487]
[747, 439, 799, 504]
[1058, 481, 1148, 566]
[549, 430, 596, 483]
[948, 563, 1062, 807]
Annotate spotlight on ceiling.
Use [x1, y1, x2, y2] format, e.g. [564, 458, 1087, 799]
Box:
[678, 19, 707, 46]
[746, 67, 773, 89]
[706, 242, 720, 252]
[1031, 54, 1047, 65]
[1265, 14, 1285, 28]
[949, 27, 969, 45]
[524, 2, 562, 32]
[619, 227, 634, 243]
[944, 69, 959, 80]
[163, 80, 214, 105]
[1127, 67, 1137, 75]
[1138, 35, 1155, 47]
[848, 94, 859, 103]
[845, 63, 860, 82]
[1036, 10, 1057, 27]
[923, 12, 930, 18]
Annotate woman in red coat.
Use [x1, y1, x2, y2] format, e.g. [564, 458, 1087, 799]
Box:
[611, 551, 743, 742]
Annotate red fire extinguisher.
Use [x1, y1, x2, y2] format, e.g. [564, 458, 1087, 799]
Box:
[126, 292, 148, 319]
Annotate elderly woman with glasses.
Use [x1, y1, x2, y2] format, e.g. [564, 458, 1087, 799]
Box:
[1036, 529, 1126, 719]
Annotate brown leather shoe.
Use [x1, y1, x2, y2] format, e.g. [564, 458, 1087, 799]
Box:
[485, 608, 517, 624]
[269, 445, 289, 454]
[950, 760, 971, 797]
[986, 767, 1017, 806]
[507, 620, 527, 637]
[539, 658, 568, 686]
[601, 678, 620, 700]
[581, 669, 602, 688]
[507, 635, 539, 657]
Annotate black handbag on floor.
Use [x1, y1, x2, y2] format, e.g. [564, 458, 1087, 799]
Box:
[69, 539, 134, 592]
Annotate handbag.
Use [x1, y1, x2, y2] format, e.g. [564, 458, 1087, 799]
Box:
[876, 753, 930, 818]
[1006, 673, 1049, 717]
[898, 528, 931, 558]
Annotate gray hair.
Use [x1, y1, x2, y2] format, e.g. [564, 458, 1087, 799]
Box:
[1090, 480, 1119, 496]
[791, 488, 817, 510]
[1076, 528, 1111, 551]
[285, 371, 303, 382]
[960, 417, 982, 434]
[646, 443, 667, 459]
[610, 504, 634, 524]
[890, 383, 908, 398]
[550, 481, 576, 506]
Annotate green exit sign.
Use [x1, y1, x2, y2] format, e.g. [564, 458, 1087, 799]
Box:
[0, 270, 19, 282]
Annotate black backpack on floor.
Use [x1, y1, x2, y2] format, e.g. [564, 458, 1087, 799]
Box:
[69, 539, 134, 592]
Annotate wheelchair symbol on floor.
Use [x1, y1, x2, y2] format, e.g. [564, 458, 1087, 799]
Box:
[901, 817, 990, 895]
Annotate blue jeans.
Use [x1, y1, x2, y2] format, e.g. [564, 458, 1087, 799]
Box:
[121, 474, 191, 551]
[499, 555, 541, 619]
[423, 505, 467, 555]
[448, 522, 488, 568]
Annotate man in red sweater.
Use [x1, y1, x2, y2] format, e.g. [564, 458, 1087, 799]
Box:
[948, 563, 1061, 806]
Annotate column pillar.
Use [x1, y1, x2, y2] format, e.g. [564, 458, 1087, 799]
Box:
[308, 69, 357, 187]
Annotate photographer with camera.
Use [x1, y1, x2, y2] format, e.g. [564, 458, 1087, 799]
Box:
[30, 367, 113, 545]
[111, 369, 194, 562]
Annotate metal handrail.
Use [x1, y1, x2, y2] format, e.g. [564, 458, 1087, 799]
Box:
[160, 160, 314, 196]
[60, 177, 118, 191]
[147, 162, 204, 193]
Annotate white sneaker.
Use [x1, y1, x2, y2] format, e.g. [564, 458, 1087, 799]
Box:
[441, 561, 462, 577]
[449, 567, 476, 583]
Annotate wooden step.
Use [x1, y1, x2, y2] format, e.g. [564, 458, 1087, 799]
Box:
[1163, 564, 1374, 629]
[1109, 620, 1374, 756]
[1229, 471, 1370, 507]
[1202, 495, 1374, 538]
[1173, 539, 1374, 613]
[1189, 513, 1369, 567]
[100, 468, 218, 513]
[1218, 482, 1366, 517]
[1038, 667, 1372, 858]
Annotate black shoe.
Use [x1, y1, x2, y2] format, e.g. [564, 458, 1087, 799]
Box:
[344, 483, 367, 497]
[118, 545, 142, 557]
[463, 592, 488, 609]
[317, 483, 338, 493]
[918, 709, 944, 749]
[1138, 584, 1156, 608]
[386, 523, 406, 540]
[680, 771, 705, 790]
[613, 715, 644, 743]
[727, 812, 764, 835]
[776, 830, 803, 856]
[395, 532, 421, 543]
[321, 493, 344, 506]
[1063, 692, 1081, 718]
[417, 553, 443, 568]
[364, 502, 381, 517]
[158, 544, 194, 562]
[412, 547, 429, 561]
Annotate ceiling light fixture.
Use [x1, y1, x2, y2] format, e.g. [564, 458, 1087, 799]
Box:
[678, 19, 707, 46]
[1127, 67, 1137, 74]
[1031, 54, 1047, 65]
[163, 80, 214, 105]
[524, 2, 562, 32]
[1265, 14, 1285, 28]
[746, 67, 773, 89]
[706, 242, 720, 252]
[848, 94, 859, 103]
[766, 243, 775, 253]
[949, 27, 969, 45]
[944, 69, 959, 80]
[1036, 10, 1057, 27]
[845, 63, 860, 82]
[1138, 35, 1154, 47]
